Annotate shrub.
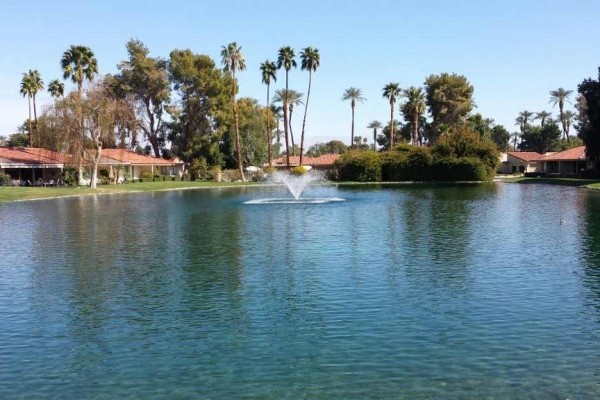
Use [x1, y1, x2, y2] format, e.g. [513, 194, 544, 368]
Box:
[222, 169, 242, 182]
[62, 167, 79, 186]
[189, 158, 209, 181]
[290, 166, 308, 175]
[141, 171, 152, 180]
[432, 126, 499, 171]
[381, 147, 433, 181]
[432, 157, 492, 181]
[0, 173, 12, 186]
[335, 150, 382, 182]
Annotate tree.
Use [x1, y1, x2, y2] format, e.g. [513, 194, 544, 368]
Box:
[48, 79, 65, 98]
[273, 89, 303, 155]
[563, 110, 575, 138]
[306, 140, 348, 157]
[61, 45, 98, 175]
[549, 87, 573, 141]
[424, 73, 474, 140]
[113, 39, 170, 157]
[221, 42, 247, 181]
[270, 104, 283, 153]
[518, 122, 561, 153]
[376, 119, 402, 150]
[299, 47, 319, 165]
[19, 72, 34, 146]
[401, 86, 426, 146]
[23, 70, 44, 141]
[510, 132, 520, 151]
[276, 46, 297, 167]
[578, 68, 600, 174]
[490, 124, 511, 152]
[535, 111, 552, 127]
[168, 49, 230, 168]
[382, 83, 401, 148]
[61, 45, 98, 96]
[260, 60, 277, 166]
[466, 113, 493, 139]
[341, 87, 365, 149]
[367, 120, 382, 151]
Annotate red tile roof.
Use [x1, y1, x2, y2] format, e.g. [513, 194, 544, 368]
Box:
[0, 147, 69, 165]
[507, 151, 543, 162]
[540, 146, 587, 161]
[271, 154, 341, 167]
[101, 149, 180, 166]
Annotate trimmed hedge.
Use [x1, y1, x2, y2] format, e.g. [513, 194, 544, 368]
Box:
[335, 151, 382, 182]
[431, 157, 492, 181]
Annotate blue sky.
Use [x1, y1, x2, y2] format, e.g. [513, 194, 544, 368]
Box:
[1, 0, 599, 147]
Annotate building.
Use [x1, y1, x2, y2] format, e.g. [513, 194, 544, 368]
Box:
[96, 149, 185, 183]
[540, 146, 590, 176]
[269, 154, 342, 171]
[497, 151, 544, 174]
[0, 147, 69, 184]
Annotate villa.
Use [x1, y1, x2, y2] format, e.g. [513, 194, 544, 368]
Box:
[498, 145, 592, 177]
[0, 146, 184, 185]
[498, 151, 544, 174]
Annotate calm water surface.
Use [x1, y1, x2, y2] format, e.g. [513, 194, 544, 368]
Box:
[1, 183, 600, 399]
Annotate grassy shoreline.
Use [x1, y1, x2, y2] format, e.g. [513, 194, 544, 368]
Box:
[0, 181, 260, 203]
[2, 177, 600, 203]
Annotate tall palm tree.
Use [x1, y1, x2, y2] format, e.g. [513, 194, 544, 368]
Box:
[25, 70, 44, 140]
[61, 45, 98, 96]
[549, 87, 573, 141]
[48, 79, 65, 98]
[299, 47, 320, 165]
[382, 83, 401, 149]
[19, 72, 34, 147]
[276, 46, 296, 167]
[221, 42, 246, 181]
[341, 87, 366, 148]
[519, 110, 534, 129]
[510, 132, 520, 151]
[563, 110, 575, 138]
[61, 45, 98, 181]
[274, 89, 304, 155]
[515, 116, 525, 134]
[367, 120, 382, 151]
[534, 111, 552, 127]
[270, 104, 283, 147]
[402, 86, 426, 146]
[260, 60, 277, 167]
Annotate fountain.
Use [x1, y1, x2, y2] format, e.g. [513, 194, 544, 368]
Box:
[244, 169, 345, 204]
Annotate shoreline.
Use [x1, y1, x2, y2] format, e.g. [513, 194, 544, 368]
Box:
[1, 178, 599, 204]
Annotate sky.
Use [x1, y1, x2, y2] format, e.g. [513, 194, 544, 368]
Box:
[1, 0, 599, 148]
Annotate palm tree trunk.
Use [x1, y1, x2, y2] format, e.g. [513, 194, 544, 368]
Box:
[389, 103, 395, 149]
[289, 106, 295, 156]
[413, 113, 419, 146]
[351, 103, 355, 148]
[300, 71, 312, 166]
[284, 71, 290, 167]
[266, 83, 272, 167]
[232, 70, 246, 181]
[27, 95, 32, 147]
[33, 93, 38, 146]
[373, 128, 377, 151]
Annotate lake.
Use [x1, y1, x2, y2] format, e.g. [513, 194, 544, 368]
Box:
[1, 183, 600, 399]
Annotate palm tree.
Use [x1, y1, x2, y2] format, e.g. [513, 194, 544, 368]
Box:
[515, 116, 525, 134]
[382, 83, 401, 149]
[563, 110, 575, 138]
[367, 120, 382, 151]
[61, 45, 98, 96]
[48, 79, 65, 98]
[24, 70, 44, 140]
[270, 104, 283, 147]
[221, 42, 246, 181]
[19, 72, 34, 146]
[535, 111, 552, 127]
[341, 87, 366, 148]
[274, 89, 304, 155]
[402, 86, 426, 146]
[519, 110, 534, 129]
[276, 46, 296, 167]
[299, 47, 320, 165]
[510, 132, 520, 151]
[549, 87, 573, 141]
[260, 60, 277, 167]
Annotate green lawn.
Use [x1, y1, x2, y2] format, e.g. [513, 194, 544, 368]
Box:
[501, 176, 600, 188]
[0, 181, 257, 203]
